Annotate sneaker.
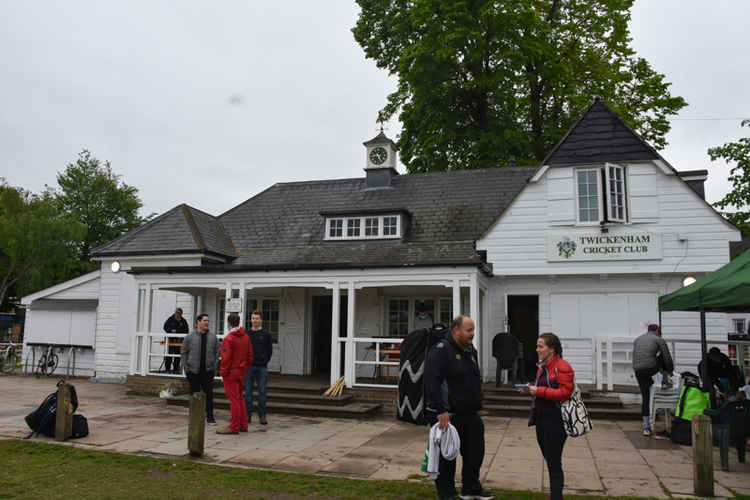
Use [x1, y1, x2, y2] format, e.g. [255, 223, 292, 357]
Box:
[239, 428, 248, 433]
[642, 427, 652, 437]
[459, 490, 494, 500]
[216, 426, 238, 435]
[260, 415, 268, 425]
[206, 417, 216, 424]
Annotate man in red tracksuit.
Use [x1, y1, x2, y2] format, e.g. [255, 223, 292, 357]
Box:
[217, 313, 253, 434]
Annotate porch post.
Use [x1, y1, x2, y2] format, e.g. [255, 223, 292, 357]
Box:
[330, 281, 341, 386]
[141, 284, 152, 376]
[470, 274, 479, 349]
[224, 283, 232, 335]
[452, 279, 461, 320]
[239, 285, 247, 329]
[345, 280, 356, 388]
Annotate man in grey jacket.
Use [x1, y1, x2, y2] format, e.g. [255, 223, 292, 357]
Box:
[181, 313, 219, 424]
[632, 324, 674, 436]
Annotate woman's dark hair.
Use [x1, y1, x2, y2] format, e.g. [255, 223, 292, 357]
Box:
[539, 332, 563, 358]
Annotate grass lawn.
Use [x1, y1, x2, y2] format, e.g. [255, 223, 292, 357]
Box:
[0, 440, 745, 499]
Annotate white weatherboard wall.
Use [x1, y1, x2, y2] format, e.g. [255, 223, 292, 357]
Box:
[476, 160, 740, 385]
[478, 161, 739, 276]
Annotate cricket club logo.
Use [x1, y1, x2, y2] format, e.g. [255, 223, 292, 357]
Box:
[557, 236, 576, 258]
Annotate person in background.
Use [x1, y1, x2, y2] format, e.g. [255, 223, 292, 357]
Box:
[699, 347, 742, 394]
[520, 333, 574, 500]
[163, 308, 188, 373]
[181, 314, 219, 424]
[632, 324, 674, 436]
[245, 310, 273, 425]
[217, 313, 253, 434]
[415, 306, 434, 330]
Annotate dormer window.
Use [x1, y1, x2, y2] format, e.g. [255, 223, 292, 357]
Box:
[575, 163, 628, 224]
[325, 214, 401, 240]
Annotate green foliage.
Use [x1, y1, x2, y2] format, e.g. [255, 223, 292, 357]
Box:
[353, 0, 687, 172]
[709, 119, 750, 234]
[55, 150, 154, 262]
[0, 181, 85, 308]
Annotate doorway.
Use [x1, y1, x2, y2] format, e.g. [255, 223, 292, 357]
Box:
[507, 295, 539, 380]
[311, 295, 347, 376]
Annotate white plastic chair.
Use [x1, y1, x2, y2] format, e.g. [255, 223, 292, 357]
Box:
[649, 372, 682, 432]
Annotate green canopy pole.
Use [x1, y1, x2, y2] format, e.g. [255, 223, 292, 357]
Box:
[699, 304, 710, 392]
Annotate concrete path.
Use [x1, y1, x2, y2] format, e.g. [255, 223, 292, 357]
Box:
[1, 375, 749, 498]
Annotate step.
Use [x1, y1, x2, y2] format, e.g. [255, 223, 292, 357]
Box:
[482, 404, 641, 420]
[483, 394, 624, 408]
[213, 388, 354, 406]
[166, 395, 382, 419]
[484, 386, 594, 398]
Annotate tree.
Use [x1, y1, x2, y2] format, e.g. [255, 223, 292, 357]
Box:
[709, 119, 750, 235]
[0, 181, 85, 309]
[55, 150, 153, 262]
[352, 0, 687, 172]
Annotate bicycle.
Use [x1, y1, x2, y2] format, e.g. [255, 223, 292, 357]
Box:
[35, 345, 59, 378]
[0, 343, 21, 374]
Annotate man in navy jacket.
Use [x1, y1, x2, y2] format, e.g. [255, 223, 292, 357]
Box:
[244, 310, 273, 425]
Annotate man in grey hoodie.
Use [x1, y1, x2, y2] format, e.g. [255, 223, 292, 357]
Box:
[632, 324, 674, 436]
[181, 313, 220, 424]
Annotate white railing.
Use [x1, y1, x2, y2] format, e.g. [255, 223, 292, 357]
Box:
[339, 337, 403, 389]
[131, 332, 225, 378]
[596, 337, 750, 390]
[559, 337, 596, 386]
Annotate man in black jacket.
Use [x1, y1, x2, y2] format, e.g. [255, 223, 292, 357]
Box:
[424, 315, 493, 500]
[163, 308, 188, 373]
[244, 310, 273, 425]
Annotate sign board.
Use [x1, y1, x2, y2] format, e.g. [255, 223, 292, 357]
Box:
[547, 230, 662, 262]
[226, 298, 243, 313]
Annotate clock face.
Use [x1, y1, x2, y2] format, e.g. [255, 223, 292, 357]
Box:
[369, 146, 388, 165]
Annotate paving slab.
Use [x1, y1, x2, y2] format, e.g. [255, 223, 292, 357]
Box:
[3, 375, 749, 498]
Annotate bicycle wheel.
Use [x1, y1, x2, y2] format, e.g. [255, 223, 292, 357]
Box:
[46, 353, 59, 376]
[1, 349, 18, 374]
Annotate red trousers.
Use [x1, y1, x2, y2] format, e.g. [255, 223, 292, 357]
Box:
[222, 375, 248, 432]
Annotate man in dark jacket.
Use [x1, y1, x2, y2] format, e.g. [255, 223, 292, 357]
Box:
[181, 314, 219, 424]
[163, 308, 188, 373]
[699, 347, 742, 394]
[244, 310, 273, 425]
[424, 315, 493, 500]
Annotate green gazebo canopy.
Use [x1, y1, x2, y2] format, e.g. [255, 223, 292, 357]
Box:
[659, 248, 750, 313]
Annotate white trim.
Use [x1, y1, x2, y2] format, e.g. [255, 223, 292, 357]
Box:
[93, 253, 209, 263]
[680, 175, 707, 182]
[530, 165, 549, 183]
[605, 163, 628, 223]
[21, 271, 101, 304]
[653, 159, 674, 175]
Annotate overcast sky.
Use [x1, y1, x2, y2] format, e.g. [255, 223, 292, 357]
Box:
[1, 1, 748, 218]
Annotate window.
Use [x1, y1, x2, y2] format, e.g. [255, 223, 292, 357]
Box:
[383, 216, 398, 236]
[347, 218, 360, 237]
[329, 218, 343, 238]
[576, 163, 627, 224]
[388, 299, 409, 336]
[246, 297, 280, 344]
[439, 298, 453, 326]
[365, 217, 379, 236]
[324, 215, 401, 240]
[732, 318, 746, 335]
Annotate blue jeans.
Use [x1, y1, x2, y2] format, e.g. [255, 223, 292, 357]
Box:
[244, 365, 268, 417]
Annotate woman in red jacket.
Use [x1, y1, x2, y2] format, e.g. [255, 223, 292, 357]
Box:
[520, 332, 574, 500]
[217, 313, 253, 434]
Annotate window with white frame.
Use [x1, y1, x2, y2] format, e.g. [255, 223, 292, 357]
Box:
[732, 318, 746, 335]
[576, 163, 627, 224]
[388, 298, 409, 336]
[325, 214, 401, 240]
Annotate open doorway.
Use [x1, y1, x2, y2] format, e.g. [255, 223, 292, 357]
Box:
[311, 295, 347, 376]
[507, 295, 539, 380]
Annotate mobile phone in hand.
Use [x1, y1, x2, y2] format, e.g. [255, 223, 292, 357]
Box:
[514, 383, 530, 388]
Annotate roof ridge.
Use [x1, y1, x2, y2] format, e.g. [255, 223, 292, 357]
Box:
[91, 204, 185, 255]
[181, 205, 206, 251]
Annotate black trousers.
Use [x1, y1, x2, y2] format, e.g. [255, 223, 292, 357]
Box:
[186, 370, 215, 419]
[635, 367, 658, 417]
[435, 413, 485, 498]
[164, 339, 182, 373]
[535, 410, 567, 500]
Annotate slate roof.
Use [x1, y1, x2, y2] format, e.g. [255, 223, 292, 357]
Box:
[217, 167, 535, 269]
[543, 97, 661, 165]
[92, 204, 235, 259]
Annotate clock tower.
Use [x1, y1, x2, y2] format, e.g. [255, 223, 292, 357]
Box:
[363, 130, 399, 188]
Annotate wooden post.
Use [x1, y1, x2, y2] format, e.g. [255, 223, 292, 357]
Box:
[692, 414, 714, 497]
[55, 382, 73, 441]
[188, 392, 206, 456]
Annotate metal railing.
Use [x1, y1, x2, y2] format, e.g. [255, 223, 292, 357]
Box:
[338, 337, 403, 389]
